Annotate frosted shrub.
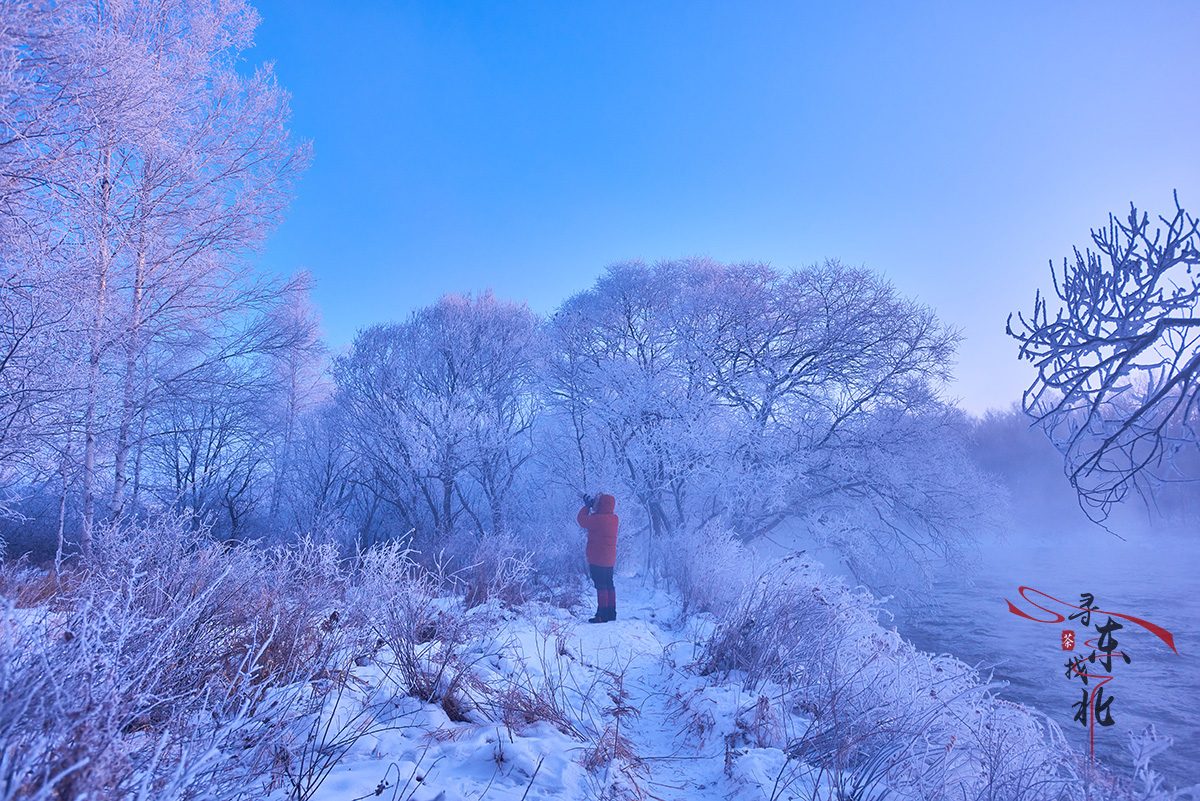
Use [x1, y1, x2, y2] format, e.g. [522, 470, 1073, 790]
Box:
[1, 556, 256, 798]
[661, 523, 756, 615]
[249, 535, 355, 681]
[1126, 725, 1181, 801]
[346, 538, 439, 667]
[296, 512, 360, 553]
[521, 526, 589, 608]
[459, 532, 534, 608]
[0, 513, 355, 799]
[696, 554, 869, 687]
[697, 554, 1091, 801]
[347, 539, 421, 622]
[362, 546, 484, 720]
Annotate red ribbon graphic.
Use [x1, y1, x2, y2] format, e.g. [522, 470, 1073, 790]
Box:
[1005, 586, 1176, 654]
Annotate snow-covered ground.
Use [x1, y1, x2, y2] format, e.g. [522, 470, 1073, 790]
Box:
[281, 581, 812, 801]
[267, 565, 1173, 801]
[5, 540, 1181, 801]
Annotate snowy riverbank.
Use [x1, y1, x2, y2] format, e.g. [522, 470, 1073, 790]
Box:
[2, 528, 1186, 801]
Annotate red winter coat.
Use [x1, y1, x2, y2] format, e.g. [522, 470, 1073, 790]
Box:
[578, 494, 618, 567]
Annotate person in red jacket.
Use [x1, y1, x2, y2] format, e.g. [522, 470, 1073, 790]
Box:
[578, 493, 618, 623]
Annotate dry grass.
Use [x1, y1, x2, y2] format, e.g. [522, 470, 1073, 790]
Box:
[0, 514, 380, 800]
[459, 533, 533, 609]
[0, 559, 79, 609]
[0, 513, 580, 800]
[492, 681, 581, 737]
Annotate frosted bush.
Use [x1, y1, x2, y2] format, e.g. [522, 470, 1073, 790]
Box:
[459, 532, 534, 608]
[0, 513, 360, 799]
[520, 525, 585, 594]
[696, 553, 1099, 801]
[696, 553, 873, 687]
[262, 534, 346, 615]
[661, 523, 756, 615]
[347, 538, 421, 622]
[88, 512, 221, 596]
[2, 552, 263, 797]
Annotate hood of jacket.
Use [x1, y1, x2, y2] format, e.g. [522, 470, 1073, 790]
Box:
[595, 493, 616, 514]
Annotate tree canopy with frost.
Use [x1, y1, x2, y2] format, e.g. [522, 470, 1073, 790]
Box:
[333, 292, 542, 546]
[0, 0, 313, 554]
[549, 258, 998, 577]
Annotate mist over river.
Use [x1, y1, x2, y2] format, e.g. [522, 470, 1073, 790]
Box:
[891, 524, 1200, 789]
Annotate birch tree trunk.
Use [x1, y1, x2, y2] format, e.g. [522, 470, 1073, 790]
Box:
[80, 146, 113, 557]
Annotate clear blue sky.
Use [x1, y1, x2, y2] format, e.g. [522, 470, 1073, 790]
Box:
[247, 1, 1199, 415]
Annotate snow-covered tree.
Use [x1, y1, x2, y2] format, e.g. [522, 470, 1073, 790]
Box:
[0, 0, 311, 553]
[547, 260, 723, 545]
[550, 258, 997, 576]
[333, 292, 542, 546]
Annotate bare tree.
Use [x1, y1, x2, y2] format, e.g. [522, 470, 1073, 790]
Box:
[1008, 195, 1200, 520]
[138, 284, 319, 539]
[279, 403, 359, 538]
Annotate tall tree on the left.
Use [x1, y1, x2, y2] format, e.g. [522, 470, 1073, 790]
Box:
[0, 0, 311, 556]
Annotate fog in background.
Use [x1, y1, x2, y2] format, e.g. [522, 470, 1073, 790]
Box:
[898, 409, 1199, 785]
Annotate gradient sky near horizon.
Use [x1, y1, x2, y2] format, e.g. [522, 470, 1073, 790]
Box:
[247, 1, 1199, 415]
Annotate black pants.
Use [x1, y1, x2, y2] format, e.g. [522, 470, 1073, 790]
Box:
[588, 563, 616, 621]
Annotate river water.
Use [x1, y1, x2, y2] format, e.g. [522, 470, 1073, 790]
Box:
[890, 525, 1200, 789]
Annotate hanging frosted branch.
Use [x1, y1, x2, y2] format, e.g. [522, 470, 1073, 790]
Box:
[1008, 194, 1200, 520]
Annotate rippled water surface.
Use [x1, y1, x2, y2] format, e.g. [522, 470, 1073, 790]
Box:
[891, 527, 1199, 789]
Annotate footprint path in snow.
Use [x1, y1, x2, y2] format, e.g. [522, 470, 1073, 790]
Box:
[566, 582, 784, 801]
[303, 580, 794, 801]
